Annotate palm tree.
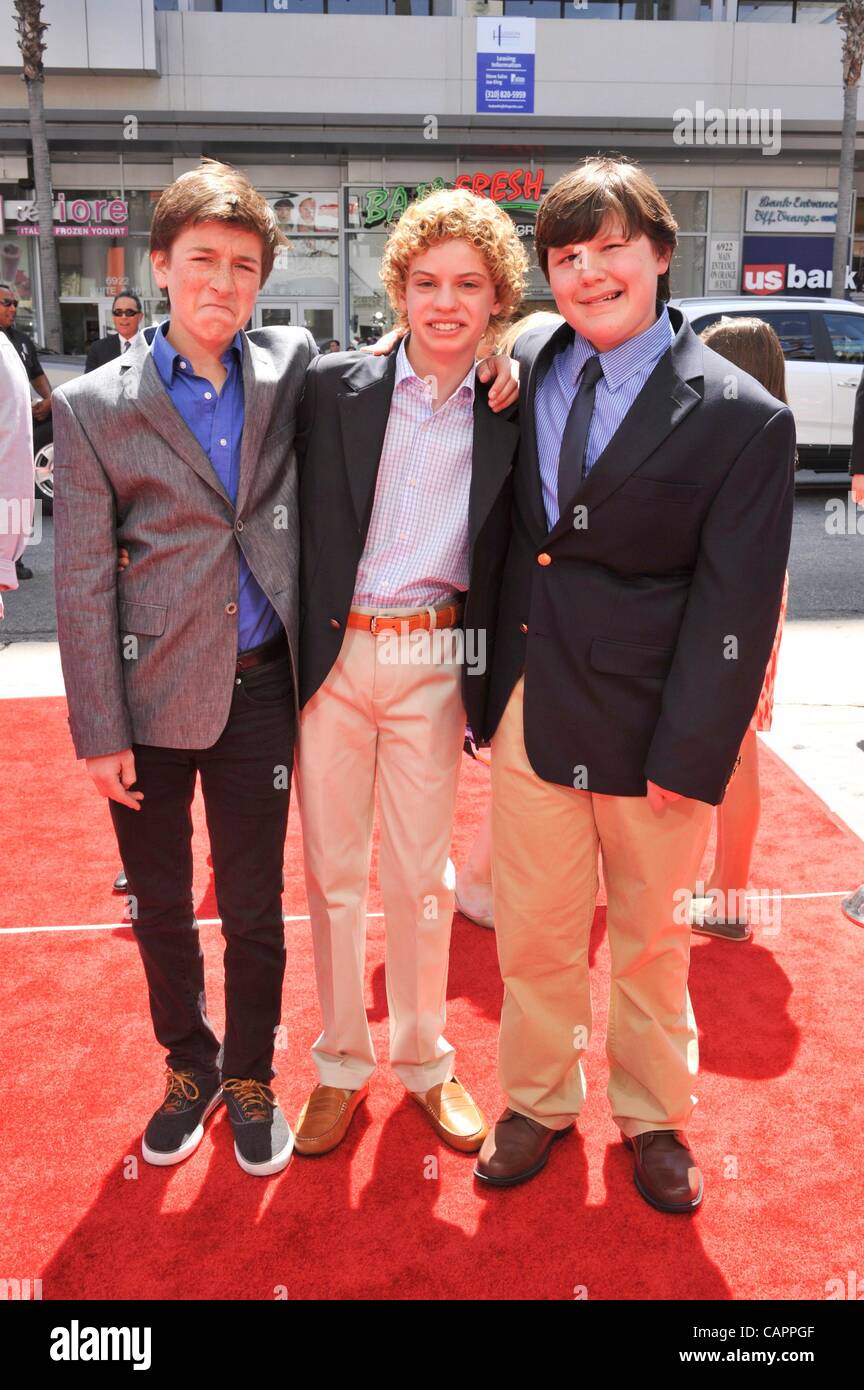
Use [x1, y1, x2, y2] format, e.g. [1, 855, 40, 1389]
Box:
[832, 3, 864, 302]
[14, 0, 61, 351]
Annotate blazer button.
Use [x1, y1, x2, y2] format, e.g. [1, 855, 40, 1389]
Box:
[519, 623, 528, 634]
[225, 602, 238, 615]
[329, 618, 341, 629]
[235, 519, 244, 533]
[537, 552, 552, 566]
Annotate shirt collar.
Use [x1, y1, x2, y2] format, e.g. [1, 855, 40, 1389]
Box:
[567, 304, 674, 393]
[394, 334, 476, 403]
[151, 319, 243, 385]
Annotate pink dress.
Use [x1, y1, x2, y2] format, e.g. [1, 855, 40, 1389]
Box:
[750, 570, 789, 733]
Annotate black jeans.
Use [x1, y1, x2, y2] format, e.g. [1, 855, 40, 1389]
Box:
[110, 652, 295, 1083]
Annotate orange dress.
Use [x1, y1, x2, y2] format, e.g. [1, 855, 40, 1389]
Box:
[750, 570, 789, 733]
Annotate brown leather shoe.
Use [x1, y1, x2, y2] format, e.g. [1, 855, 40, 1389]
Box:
[294, 1083, 369, 1156]
[473, 1107, 573, 1186]
[622, 1130, 703, 1213]
[409, 1077, 488, 1153]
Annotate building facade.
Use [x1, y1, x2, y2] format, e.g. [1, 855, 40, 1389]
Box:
[0, 0, 861, 351]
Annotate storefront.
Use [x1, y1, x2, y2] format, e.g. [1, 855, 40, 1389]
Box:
[0, 182, 344, 352]
[4, 166, 859, 354]
[344, 171, 711, 343]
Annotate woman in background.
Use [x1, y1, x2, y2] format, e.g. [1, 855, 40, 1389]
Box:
[455, 310, 564, 930]
[691, 316, 792, 942]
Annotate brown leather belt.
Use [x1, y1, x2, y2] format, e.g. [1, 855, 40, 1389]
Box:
[347, 603, 463, 636]
[235, 631, 289, 673]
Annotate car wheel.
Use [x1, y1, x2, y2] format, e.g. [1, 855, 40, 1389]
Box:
[34, 440, 53, 516]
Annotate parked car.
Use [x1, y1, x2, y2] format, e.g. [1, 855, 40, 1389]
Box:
[31, 354, 85, 514]
[670, 296, 864, 483]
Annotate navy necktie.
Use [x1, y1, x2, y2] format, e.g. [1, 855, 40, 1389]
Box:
[556, 354, 604, 521]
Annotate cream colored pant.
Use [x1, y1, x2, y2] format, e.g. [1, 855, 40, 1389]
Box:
[295, 624, 467, 1092]
[491, 678, 712, 1138]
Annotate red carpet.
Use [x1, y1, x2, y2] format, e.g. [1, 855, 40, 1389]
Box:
[1, 696, 862, 1300]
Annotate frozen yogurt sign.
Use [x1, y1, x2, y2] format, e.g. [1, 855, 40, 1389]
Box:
[5, 193, 128, 237]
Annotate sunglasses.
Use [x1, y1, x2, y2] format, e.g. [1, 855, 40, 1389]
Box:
[113, 308, 141, 318]
[0, 297, 19, 308]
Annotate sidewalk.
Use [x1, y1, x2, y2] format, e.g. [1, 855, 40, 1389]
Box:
[2, 622, 862, 843]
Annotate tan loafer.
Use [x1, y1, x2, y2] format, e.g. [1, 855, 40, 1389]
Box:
[409, 1077, 489, 1153]
[294, 1083, 369, 1156]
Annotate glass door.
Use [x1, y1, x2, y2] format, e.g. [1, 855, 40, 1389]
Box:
[256, 300, 297, 329]
[254, 300, 339, 349]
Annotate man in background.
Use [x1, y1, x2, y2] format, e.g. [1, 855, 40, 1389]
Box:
[85, 292, 156, 372]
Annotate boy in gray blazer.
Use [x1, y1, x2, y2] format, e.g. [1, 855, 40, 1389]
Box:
[53, 161, 313, 1178]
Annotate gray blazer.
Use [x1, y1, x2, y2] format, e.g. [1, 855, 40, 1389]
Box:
[53, 326, 316, 759]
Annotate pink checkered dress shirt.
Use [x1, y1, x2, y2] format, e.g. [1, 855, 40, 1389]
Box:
[352, 338, 476, 609]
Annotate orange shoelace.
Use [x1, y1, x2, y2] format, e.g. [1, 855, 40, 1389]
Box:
[222, 1078, 275, 1120]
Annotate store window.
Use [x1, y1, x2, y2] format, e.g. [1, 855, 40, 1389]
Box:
[192, 1, 431, 11]
[502, 0, 712, 15]
[0, 194, 37, 337]
[735, 0, 840, 19]
[263, 192, 340, 298]
[662, 189, 708, 298]
[346, 180, 710, 340]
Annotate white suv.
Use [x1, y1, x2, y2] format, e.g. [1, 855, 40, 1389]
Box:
[670, 296, 864, 483]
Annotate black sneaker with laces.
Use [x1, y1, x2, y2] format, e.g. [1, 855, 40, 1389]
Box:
[141, 1066, 224, 1167]
[222, 1078, 294, 1177]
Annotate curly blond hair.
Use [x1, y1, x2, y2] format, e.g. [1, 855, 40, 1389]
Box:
[379, 187, 528, 336]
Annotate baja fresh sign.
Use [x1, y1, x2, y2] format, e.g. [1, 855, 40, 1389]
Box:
[745, 190, 841, 235]
[356, 168, 545, 230]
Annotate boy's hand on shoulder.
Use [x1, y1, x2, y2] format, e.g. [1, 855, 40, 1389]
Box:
[477, 353, 519, 412]
[360, 327, 407, 356]
[86, 749, 143, 810]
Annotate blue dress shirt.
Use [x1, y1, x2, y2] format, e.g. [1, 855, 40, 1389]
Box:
[536, 306, 676, 531]
[151, 322, 281, 652]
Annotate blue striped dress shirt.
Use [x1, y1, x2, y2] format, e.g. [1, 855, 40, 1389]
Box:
[151, 322, 281, 652]
[535, 307, 675, 531]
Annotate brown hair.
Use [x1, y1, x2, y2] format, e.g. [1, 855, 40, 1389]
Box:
[379, 187, 528, 337]
[699, 316, 788, 404]
[534, 155, 678, 302]
[149, 158, 286, 285]
[495, 310, 564, 357]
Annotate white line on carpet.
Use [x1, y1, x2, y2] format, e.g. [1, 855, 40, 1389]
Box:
[0, 894, 854, 936]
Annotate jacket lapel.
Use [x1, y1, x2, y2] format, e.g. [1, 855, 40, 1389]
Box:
[236, 334, 277, 515]
[336, 352, 399, 535]
[468, 381, 520, 549]
[546, 308, 704, 543]
[124, 346, 234, 509]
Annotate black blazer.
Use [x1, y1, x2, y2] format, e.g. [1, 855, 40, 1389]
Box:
[296, 348, 520, 738]
[84, 326, 157, 374]
[486, 306, 796, 806]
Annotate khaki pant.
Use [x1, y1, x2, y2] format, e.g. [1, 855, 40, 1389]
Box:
[295, 624, 467, 1093]
[491, 678, 712, 1138]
